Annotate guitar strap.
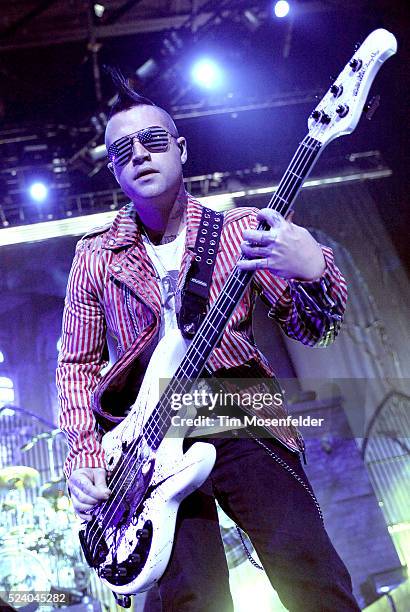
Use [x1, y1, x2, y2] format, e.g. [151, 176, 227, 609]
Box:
[178, 207, 224, 339]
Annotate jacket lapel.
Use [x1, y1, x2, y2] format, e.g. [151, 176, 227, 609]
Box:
[101, 204, 161, 319]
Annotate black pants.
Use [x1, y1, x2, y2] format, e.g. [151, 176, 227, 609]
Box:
[144, 434, 361, 612]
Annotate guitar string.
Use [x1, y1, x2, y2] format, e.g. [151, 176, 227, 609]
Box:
[141, 135, 321, 441]
[85, 130, 322, 558]
[85, 131, 323, 557]
[86, 129, 324, 556]
[140, 134, 322, 441]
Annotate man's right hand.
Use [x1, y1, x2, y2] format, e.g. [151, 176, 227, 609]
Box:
[68, 467, 110, 521]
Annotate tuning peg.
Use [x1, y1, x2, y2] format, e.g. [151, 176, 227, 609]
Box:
[349, 58, 363, 72]
[330, 84, 343, 98]
[336, 104, 349, 117]
[363, 95, 380, 120]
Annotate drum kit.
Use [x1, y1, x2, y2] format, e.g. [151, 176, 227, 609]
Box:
[0, 464, 88, 608]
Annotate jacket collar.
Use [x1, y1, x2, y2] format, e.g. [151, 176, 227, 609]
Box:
[102, 193, 204, 251]
[185, 195, 203, 250]
[102, 202, 140, 250]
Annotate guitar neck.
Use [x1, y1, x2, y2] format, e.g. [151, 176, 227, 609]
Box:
[266, 135, 322, 216]
[144, 134, 323, 449]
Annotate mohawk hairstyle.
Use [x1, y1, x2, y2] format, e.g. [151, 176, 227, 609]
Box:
[105, 66, 156, 119]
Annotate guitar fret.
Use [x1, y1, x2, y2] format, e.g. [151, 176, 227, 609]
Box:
[195, 333, 212, 347]
[182, 352, 200, 371]
[221, 292, 235, 304]
[301, 141, 315, 151]
[203, 318, 221, 334]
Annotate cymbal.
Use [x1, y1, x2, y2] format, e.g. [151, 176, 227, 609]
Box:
[0, 466, 40, 489]
[0, 500, 18, 510]
[41, 477, 66, 499]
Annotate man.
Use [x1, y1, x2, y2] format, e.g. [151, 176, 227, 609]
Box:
[57, 74, 360, 611]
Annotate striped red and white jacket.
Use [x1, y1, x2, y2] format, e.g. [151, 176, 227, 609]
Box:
[57, 195, 347, 478]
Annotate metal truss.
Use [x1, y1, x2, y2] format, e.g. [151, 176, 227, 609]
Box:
[0, 151, 392, 239]
[0, 1, 362, 51]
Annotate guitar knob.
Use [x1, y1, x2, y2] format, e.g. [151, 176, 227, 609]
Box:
[101, 565, 113, 578]
[320, 113, 331, 124]
[349, 58, 362, 72]
[311, 110, 321, 121]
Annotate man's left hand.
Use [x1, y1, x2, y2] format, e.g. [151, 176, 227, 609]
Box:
[237, 208, 326, 281]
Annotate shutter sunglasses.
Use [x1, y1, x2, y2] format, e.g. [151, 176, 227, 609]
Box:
[107, 125, 178, 168]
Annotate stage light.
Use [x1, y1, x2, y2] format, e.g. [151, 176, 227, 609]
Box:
[243, 9, 261, 32]
[29, 182, 48, 203]
[94, 3, 105, 18]
[0, 376, 14, 407]
[0, 351, 4, 363]
[191, 59, 223, 89]
[136, 58, 159, 83]
[274, 1, 290, 18]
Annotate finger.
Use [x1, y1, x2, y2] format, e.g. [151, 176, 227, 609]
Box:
[78, 513, 93, 522]
[257, 208, 284, 228]
[242, 229, 276, 245]
[74, 506, 95, 522]
[237, 257, 270, 271]
[93, 468, 110, 495]
[286, 210, 295, 223]
[70, 472, 109, 501]
[70, 487, 100, 505]
[72, 499, 98, 514]
[240, 242, 272, 258]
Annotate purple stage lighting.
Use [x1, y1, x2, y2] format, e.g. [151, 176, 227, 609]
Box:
[29, 181, 48, 203]
[274, 1, 290, 18]
[191, 59, 223, 89]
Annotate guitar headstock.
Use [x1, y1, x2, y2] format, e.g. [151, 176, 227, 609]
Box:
[308, 29, 397, 146]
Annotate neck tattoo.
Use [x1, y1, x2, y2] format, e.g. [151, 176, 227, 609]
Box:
[160, 196, 187, 245]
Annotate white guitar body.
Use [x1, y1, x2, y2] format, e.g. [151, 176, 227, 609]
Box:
[96, 329, 216, 594]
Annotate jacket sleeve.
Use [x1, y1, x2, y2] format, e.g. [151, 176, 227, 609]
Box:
[56, 243, 108, 479]
[254, 245, 347, 347]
